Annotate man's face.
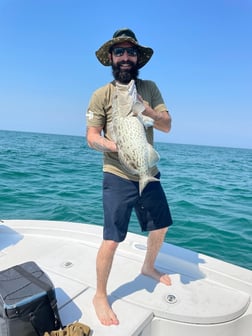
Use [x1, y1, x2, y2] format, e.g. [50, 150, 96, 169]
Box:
[110, 42, 139, 84]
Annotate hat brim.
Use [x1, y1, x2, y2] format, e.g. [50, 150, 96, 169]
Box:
[95, 36, 153, 69]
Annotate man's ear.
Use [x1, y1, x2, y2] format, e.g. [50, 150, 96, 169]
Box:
[108, 53, 112, 65]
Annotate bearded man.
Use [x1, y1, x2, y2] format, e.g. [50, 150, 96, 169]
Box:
[86, 28, 173, 326]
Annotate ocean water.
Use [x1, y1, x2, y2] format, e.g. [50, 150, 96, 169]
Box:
[0, 130, 251, 270]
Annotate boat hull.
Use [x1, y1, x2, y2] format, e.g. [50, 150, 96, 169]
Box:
[0, 220, 251, 336]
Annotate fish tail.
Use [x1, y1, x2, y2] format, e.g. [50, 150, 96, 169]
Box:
[139, 176, 159, 195]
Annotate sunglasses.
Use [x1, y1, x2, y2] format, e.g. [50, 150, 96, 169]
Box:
[111, 47, 138, 57]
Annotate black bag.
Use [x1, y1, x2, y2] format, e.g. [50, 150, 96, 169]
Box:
[0, 261, 62, 336]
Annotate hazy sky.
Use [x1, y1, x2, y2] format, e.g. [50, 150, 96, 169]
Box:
[1, 0, 251, 149]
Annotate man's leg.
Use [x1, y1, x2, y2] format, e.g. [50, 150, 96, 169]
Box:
[93, 239, 120, 325]
[141, 227, 172, 285]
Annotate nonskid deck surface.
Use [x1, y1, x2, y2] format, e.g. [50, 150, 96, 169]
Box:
[1, 220, 252, 336]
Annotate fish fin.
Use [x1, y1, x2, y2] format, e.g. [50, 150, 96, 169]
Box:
[147, 144, 160, 168]
[139, 176, 159, 195]
[142, 116, 154, 128]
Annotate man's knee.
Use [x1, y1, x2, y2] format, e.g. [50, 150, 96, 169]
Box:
[160, 226, 168, 235]
[102, 239, 119, 252]
[150, 226, 168, 237]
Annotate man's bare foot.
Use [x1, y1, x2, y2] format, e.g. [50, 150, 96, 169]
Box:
[93, 294, 119, 326]
[141, 267, 172, 286]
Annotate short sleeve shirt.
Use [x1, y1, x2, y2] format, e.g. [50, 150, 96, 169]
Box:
[86, 79, 168, 181]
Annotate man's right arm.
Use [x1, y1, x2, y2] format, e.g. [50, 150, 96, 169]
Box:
[86, 126, 117, 152]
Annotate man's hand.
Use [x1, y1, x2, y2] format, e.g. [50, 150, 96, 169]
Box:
[86, 126, 118, 152]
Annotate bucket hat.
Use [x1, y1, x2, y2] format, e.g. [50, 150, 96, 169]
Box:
[95, 28, 154, 69]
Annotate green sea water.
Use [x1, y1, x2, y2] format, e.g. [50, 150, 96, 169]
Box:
[0, 130, 251, 270]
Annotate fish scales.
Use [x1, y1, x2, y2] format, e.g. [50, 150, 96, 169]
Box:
[112, 80, 160, 195]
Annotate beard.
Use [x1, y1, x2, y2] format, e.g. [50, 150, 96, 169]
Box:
[112, 61, 139, 84]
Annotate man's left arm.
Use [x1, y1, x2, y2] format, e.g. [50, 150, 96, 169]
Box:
[137, 81, 172, 133]
[142, 105, 172, 133]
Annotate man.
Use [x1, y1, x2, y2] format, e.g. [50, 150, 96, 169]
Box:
[86, 28, 173, 326]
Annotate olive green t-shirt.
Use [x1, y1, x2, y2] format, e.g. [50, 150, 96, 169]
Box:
[86, 79, 168, 181]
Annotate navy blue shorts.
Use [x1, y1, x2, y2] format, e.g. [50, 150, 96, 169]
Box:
[103, 172, 173, 242]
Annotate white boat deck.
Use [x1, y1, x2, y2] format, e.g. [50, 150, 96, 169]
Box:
[1, 220, 252, 336]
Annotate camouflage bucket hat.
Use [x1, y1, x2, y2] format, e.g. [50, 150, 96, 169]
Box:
[95, 28, 154, 69]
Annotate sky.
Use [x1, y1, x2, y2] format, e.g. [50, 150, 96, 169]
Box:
[0, 0, 251, 149]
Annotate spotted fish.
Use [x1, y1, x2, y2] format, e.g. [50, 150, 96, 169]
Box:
[112, 80, 160, 195]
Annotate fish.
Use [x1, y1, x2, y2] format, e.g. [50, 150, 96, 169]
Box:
[111, 80, 160, 195]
